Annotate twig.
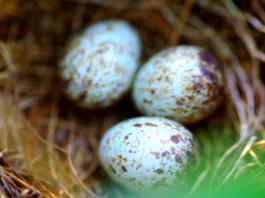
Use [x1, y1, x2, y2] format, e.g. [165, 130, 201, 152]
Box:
[219, 136, 257, 187]
[169, 0, 195, 46]
[251, 0, 265, 24]
[67, 137, 98, 198]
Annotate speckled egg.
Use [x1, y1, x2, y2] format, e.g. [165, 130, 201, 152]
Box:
[59, 20, 141, 108]
[99, 116, 199, 193]
[132, 45, 223, 124]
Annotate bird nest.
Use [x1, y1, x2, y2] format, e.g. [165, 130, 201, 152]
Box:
[0, 0, 265, 197]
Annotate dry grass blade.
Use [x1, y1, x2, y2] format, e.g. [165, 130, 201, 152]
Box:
[251, 0, 265, 23]
[169, 0, 195, 46]
[67, 139, 98, 198]
[219, 136, 257, 187]
[0, 153, 48, 198]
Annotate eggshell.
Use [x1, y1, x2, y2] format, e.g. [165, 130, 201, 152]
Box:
[99, 117, 199, 193]
[132, 45, 223, 124]
[59, 20, 141, 108]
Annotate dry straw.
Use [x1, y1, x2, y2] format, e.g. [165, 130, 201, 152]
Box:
[0, 0, 265, 197]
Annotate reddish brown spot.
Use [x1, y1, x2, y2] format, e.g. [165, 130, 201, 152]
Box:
[193, 83, 203, 91]
[162, 151, 170, 157]
[145, 122, 157, 127]
[151, 152, 160, 159]
[133, 124, 142, 128]
[154, 169, 164, 174]
[157, 76, 162, 81]
[97, 48, 107, 54]
[143, 99, 153, 104]
[176, 98, 185, 106]
[115, 67, 125, 74]
[176, 100, 184, 106]
[164, 122, 172, 127]
[171, 135, 181, 144]
[187, 96, 194, 101]
[137, 163, 143, 169]
[122, 166, 127, 172]
[77, 91, 87, 102]
[150, 89, 155, 94]
[124, 135, 129, 140]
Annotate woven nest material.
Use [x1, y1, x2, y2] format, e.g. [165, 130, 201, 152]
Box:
[0, 0, 265, 197]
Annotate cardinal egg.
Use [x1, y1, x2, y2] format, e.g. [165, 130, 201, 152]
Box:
[59, 20, 141, 108]
[99, 117, 199, 192]
[132, 45, 223, 124]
